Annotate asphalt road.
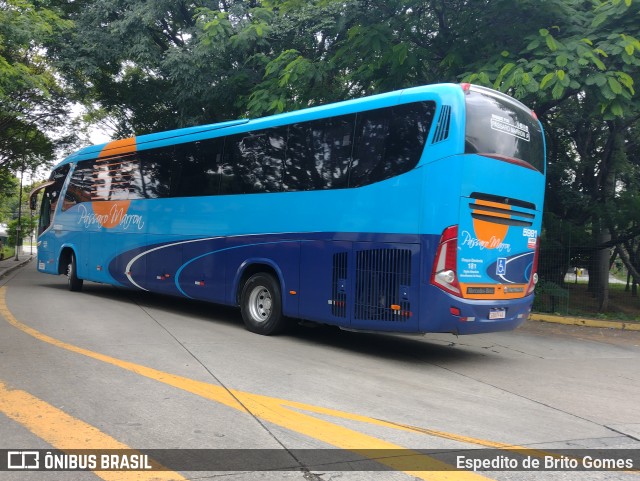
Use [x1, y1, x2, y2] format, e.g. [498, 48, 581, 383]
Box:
[1, 262, 639, 481]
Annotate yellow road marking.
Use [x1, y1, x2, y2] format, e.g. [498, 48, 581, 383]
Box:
[0, 380, 186, 481]
[0, 287, 497, 479]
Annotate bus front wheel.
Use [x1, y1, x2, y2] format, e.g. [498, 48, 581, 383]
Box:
[67, 253, 84, 292]
[240, 273, 286, 335]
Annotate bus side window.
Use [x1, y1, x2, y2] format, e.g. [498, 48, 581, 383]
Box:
[173, 138, 224, 197]
[91, 154, 144, 201]
[381, 101, 435, 178]
[221, 128, 286, 194]
[350, 109, 391, 187]
[350, 101, 435, 187]
[284, 115, 354, 191]
[139, 146, 178, 199]
[63, 160, 93, 210]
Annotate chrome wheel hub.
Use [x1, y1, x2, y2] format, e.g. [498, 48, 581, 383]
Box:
[248, 286, 272, 323]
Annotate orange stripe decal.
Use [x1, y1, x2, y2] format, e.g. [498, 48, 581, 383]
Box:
[471, 200, 510, 249]
[99, 137, 136, 158]
[91, 137, 137, 228]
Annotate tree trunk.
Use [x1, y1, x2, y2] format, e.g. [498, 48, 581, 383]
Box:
[587, 251, 598, 295]
[596, 228, 610, 311]
[616, 243, 640, 298]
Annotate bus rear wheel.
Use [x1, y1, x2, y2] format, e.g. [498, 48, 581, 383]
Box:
[240, 273, 286, 335]
[67, 253, 83, 292]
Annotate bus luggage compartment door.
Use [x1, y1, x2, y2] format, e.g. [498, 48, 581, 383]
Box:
[299, 241, 352, 326]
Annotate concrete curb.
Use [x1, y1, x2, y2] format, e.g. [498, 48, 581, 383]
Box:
[0, 257, 33, 278]
[530, 313, 640, 331]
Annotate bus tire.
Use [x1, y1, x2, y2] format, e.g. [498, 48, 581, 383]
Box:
[67, 253, 84, 292]
[240, 273, 286, 335]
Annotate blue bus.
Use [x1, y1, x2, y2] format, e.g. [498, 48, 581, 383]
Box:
[30, 83, 545, 336]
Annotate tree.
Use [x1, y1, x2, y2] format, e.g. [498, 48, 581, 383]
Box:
[0, 0, 75, 177]
[0, 170, 18, 222]
[44, 0, 252, 136]
[460, 0, 640, 310]
[41, 0, 640, 310]
[46, 0, 473, 126]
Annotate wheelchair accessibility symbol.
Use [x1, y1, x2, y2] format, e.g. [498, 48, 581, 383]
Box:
[496, 258, 507, 276]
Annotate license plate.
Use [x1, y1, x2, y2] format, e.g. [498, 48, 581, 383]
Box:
[489, 308, 506, 320]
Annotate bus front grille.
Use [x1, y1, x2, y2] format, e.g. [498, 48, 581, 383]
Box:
[355, 248, 412, 322]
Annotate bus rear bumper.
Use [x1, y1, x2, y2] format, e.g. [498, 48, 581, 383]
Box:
[421, 289, 533, 335]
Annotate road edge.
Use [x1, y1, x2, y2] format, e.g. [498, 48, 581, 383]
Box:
[0, 256, 33, 278]
[530, 313, 640, 331]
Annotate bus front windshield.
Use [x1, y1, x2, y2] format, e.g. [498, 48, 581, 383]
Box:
[38, 165, 70, 235]
[464, 86, 545, 173]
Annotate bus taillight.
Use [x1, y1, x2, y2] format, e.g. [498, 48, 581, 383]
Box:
[431, 225, 461, 297]
[527, 244, 540, 295]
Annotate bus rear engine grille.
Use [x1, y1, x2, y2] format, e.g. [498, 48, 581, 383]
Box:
[331, 252, 348, 318]
[470, 192, 536, 210]
[469, 193, 536, 227]
[355, 248, 412, 322]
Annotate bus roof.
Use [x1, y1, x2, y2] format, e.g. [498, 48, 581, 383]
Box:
[57, 83, 467, 167]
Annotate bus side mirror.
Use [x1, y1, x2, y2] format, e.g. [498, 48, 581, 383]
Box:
[29, 181, 55, 211]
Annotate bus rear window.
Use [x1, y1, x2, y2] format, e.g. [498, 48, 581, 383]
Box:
[464, 86, 544, 173]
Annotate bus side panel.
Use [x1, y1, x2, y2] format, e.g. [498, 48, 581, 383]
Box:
[298, 240, 352, 327]
[38, 211, 93, 281]
[223, 236, 301, 317]
[106, 236, 227, 302]
[143, 237, 185, 295]
[177, 243, 226, 304]
[75, 218, 147, 287]
[116, 239, 147, 289]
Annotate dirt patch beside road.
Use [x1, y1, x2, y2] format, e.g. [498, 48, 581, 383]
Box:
[522, 318, 640, 348]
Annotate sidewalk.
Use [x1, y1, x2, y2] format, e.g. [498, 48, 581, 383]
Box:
[0, 254, 33, 278]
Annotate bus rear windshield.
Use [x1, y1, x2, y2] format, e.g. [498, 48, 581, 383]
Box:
[464, 86, 544, 173]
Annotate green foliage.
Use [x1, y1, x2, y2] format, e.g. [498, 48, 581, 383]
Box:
[0, 246, 14, 260]
[461, 0, 639, 118]
[17, 0, 640, 303]
[6, 214, 36, 247]
[533, 280, 568, 314]
[49, 0, 477, 122]
[460, 0, 640, 301]
[0, 171, 19, 223]
[0, 0, 74, 175]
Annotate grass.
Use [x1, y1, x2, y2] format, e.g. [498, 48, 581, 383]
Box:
[534, 282, 640, 322]
[0, 246, 14, 260]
